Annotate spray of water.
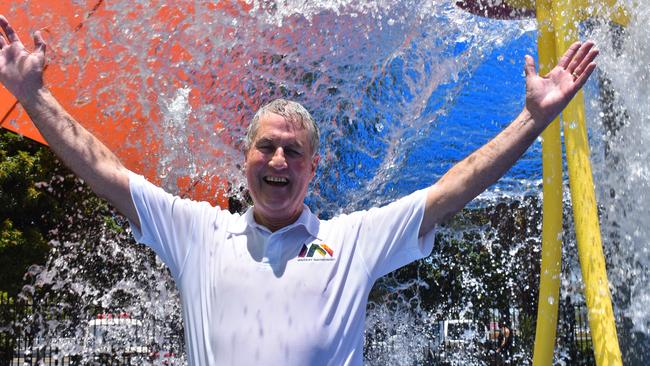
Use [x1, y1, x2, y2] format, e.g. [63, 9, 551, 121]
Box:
[585, 0, 650, 340]
[8, 0, 649, 364]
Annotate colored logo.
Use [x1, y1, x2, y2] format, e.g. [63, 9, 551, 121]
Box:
[298, 242, 335, 261]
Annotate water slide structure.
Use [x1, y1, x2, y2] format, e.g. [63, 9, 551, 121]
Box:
[457, 0, 628, 364]
[0, 1, 630, 364]
[0, 1, 241, 208]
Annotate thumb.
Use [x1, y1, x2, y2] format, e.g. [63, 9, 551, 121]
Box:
[524, 55, 537, 78]
[33, 30, 46, 54]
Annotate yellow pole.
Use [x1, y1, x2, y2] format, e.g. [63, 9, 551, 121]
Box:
[503, 0, 630, 27]
[532, 0, 563, 363]
[552, 0, 623, 364]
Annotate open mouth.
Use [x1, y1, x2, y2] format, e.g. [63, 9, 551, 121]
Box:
[264, 176, 289, 186]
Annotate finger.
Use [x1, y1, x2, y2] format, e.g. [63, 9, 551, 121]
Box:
[572, 48, 599, 76]
[567, 41, 595, 73]
[524, 55, 537, 78]
[33, 30, 46, 53]
[0, 15, 22, 44]
[0, 34, 6, 49]
[571, 62, 597, 93]
[557, 42, 581, 69]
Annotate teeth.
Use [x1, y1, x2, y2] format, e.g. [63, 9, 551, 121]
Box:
[265, 176, 288, 183]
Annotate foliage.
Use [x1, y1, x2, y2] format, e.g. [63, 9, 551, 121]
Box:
[370, 196, 543, 327]
[0, 130, 112, 296]
[516, 312, 536, 360]
[0, 131, 183, 357]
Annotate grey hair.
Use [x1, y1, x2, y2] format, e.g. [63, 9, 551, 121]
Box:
[245, 99, 320, 156]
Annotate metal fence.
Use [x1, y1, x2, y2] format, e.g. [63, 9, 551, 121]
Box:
[421, 302, 595, 365]
[1, 296, 596, 366]
[364, 300, 597, 365]
[557, 298, 596, 366]
[0, 296, 183, 366]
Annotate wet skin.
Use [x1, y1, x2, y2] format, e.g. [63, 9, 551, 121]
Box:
[245, 112, 320, 232]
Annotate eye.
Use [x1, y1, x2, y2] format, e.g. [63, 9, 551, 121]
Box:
[284, 147, 302, 157]
[256, 143, 274, 153]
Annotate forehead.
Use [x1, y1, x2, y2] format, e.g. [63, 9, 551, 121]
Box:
[254, 112, 308, 143]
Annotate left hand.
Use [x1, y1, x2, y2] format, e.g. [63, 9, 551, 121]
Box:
[524, 41, 599, 125]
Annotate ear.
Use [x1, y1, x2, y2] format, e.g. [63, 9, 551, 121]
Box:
[310, 154, 320, 176]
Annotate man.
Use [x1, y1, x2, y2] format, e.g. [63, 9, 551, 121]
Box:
[0, 15, 598, 365]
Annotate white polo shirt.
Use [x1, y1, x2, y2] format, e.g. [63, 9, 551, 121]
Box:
[128, 171, 436, 365]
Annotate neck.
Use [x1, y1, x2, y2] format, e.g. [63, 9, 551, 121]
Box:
[253, 207, 303, 232]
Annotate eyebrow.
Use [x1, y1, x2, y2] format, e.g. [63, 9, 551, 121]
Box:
[255, 138, 273, 145]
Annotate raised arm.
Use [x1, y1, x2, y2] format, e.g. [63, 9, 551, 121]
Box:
[0, 15, 140, 229]
[419, 41, 598, 236]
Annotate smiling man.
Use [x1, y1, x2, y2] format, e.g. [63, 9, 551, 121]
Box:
[244, 102, 320, 231]
[0, 14, 598, 365]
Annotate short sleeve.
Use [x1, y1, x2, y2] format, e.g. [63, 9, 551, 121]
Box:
[128, 171, 214, 279]
[357, 189, 436, 280]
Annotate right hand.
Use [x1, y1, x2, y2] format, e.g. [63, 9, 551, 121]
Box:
[0, 15, 47, 102]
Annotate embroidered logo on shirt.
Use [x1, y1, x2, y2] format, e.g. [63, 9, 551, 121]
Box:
[297, 242, 335, 262]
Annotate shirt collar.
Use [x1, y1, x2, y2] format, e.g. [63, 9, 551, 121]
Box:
[226, 204, 319, 237]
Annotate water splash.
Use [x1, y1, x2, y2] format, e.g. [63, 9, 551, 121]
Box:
[586, 0, 650, 342]
[8, 0, 650, 364]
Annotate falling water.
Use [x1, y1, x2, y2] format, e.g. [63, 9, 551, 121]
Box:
[585, 2, 650, 360]
[5, 0, 649, 364]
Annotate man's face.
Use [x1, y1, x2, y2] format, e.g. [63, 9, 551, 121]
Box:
[245, 112, 319, 229]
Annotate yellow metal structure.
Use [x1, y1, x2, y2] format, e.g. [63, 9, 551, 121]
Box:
[533, 0, 625, 365]
[553, 0, 623, 363]
[503, 0, 630, 26]
[532, 0, 563, 363]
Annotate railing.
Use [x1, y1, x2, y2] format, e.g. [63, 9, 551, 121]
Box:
[557, 298, 596, 366]
[365, 300, 598, 365]
[0, 296, 183, 366]
[2, 296, 596, 365]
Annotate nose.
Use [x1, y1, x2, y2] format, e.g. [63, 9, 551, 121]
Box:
[269, 147, 288, 169]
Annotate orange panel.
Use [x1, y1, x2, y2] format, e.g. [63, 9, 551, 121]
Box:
[0, 0, 115, 145]
[1, 102, 47, 145]
[0, 1, 230, 208]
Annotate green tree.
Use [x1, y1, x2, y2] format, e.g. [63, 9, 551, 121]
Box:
[0, 130, 111, 296]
